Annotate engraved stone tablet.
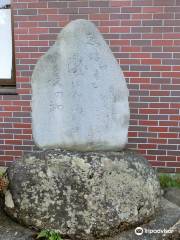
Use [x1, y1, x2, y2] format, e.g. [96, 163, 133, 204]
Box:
[32, 19, 129, 151]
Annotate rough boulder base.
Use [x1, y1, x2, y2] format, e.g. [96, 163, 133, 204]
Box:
[32, 19, 129, 151]
[4, 150, 161, 240]
[0, 199, 180, 240]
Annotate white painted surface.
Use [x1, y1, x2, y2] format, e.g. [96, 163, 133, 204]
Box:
[0, 9, 12, 79]
[32, 20, 129, 151]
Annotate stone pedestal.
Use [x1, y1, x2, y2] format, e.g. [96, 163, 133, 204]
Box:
[4, 150, 161, 240]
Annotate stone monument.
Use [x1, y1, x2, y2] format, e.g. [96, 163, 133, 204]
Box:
[32, 19, 129, 151]
[3, 20, 161, 240]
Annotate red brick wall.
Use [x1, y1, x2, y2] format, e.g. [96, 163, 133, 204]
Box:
[0, 0, 180, 173]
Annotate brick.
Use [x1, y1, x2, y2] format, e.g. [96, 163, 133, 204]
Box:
[164, 20, 180, 26]
[154, 0, 176, 6]
[152, 40, 173, 46]
[14, 145, 32, 151]
[131, 27, 151, 33]
[149, 115, 168, 120]
[148, 127, 168, 132]
[146, 156, 157, 161]
[90, 14, 109, 20]
[162, 72, 180, 78]
[100, 20, 119, 26]
[140, 96, 159, 102]
[18, 9, 37, 15]
[121, 33, 141, 39]
[157, 168, 175, 173]
[140, 84, 160, 90]
[111, 39, 130, 45]
[129, 126, 148, 132]
[167, 151, 180, 156]
[131, 40, 151, 46]
[141, 59, 161, 65]
[5, 140, 22, 145]
[131, 114, 148, 120]
[163, 33, 180, 39]
[5, 151, 22, 156]
[153, 13, 174, 19]
[138, 144, 156, 149]
[143, 33, 163, 39]
[150, 91, 170, 96]
[122, 46, 141, 52]
[160, 109, 179, 114]
[157, 156, 177, 161]
[150, 161, 166, 167]
[147, 150, 166, 155]
[160, 97, 180, 103]
[165, 7, 180, 12]
[131, 53, 151, 58]
[151, 66, 171, 71]
[141, 72, 160, 77]
[130, 65, 150, 71]
[38, 9, 57, 14]
[90, 1, 109, 7]
[48, 2, 67, 8]
[15, 135, 32, 140]
[168, 139, 180, 144]
[79, 8, 99, 14]
[124, 72, 139, 77]
[143, 7, 163, 13]
[139, 109, 158, 114]
[167, 162, 180, 167]
[127, 143, 138, 149]
[13, 123, 31, 129]
[158, 144, 177, 150]
[128, 132, 138, 137]
[132, 13, 152, 20]
[170, 115, 180, 121]
[142, 20, 162, 26]
[132, 0, 153, 6]
[48, 15, 68, 22]
[139, 120, 158, 126]
[130, 78, 150, 84]
[139, 132, 157, 138]
[121, 7, 141, 13]
[59, 8, 79, 14]
[110, 27, 130, 33]
[111, 1, 131, 7]
[69, 1, 88, 7]
[162, 59, 180, 65]
[28, 2, 47, 8]
[129, 138, 147, 143]
[110, 14, 130, 20]
[172, 66, 180, 71]
[0, 156, 13, 162]
[148, 138, 167, 144]
[0, 112, 12, 117]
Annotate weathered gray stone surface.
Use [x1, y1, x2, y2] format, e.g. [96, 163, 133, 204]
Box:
[164, 188, 180, 207]
[0, 198, 179, 240]
[162, 219, 180, 240]
[0, 207, 34, 240]
[4, 150, 160, 240]
[32, 19, 129, 151]
[104, 198, 180, 240]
